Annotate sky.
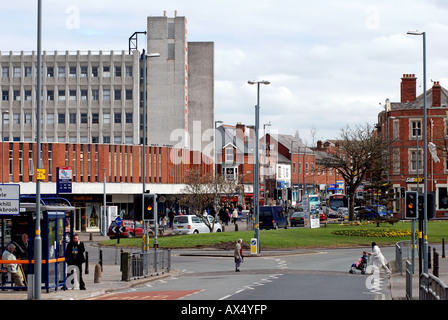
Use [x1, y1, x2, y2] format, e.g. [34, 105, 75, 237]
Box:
[1, 0, 448, 145]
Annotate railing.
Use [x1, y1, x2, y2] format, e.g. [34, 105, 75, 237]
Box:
[406, 260, 413, 300]
[121, 249, 171, 281]
[396, 240, 413, 275]
[420, 273, 448, 300]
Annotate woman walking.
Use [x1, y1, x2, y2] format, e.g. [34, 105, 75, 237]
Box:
[368, 242, 391, 276]
[234, 238, 243, 272]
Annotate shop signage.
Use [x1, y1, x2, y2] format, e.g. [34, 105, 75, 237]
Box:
[405, 177, 424, 184]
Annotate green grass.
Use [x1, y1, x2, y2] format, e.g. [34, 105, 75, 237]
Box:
[99, 221, 448, 250]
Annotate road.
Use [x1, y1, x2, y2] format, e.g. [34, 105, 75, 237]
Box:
[89, 246, 394, 301]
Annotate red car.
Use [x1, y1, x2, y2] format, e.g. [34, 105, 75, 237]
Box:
[107, 220, 152, 239]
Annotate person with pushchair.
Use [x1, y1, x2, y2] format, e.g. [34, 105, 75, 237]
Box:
[234, 238, 243, 272]
[349, 250, 368, 274]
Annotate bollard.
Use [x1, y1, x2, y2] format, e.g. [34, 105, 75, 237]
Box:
[121, 251, 130, 281]
[89, 232, 93, 241]
[434, 250, 439, 277]
[99, 249, 103, 272]
[428, 245, 432, 269]
[235, 223, 238, 231]
[94, 264, 102, 283]
[85, 251, 89, 274]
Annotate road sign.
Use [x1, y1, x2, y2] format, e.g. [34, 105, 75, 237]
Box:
[36, 168, 46, 180]
[114, 217, 122, 227]
[112, 226, 125, 234]
[0, 184, 20, 215]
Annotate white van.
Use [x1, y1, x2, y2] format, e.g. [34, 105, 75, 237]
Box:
[172, 215, 222, 235]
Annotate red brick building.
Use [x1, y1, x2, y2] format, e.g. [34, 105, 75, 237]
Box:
[377, 74, 448, 218]
[0, 141, 212, 231]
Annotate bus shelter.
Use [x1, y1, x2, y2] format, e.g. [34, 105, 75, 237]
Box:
[0, 197, 74, 292]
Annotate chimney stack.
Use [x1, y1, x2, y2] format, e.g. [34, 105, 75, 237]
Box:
[401, 74, 417, 103]
[432, 81, 441, 107]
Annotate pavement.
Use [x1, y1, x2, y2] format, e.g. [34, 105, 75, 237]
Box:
[0, 220, 447, 300]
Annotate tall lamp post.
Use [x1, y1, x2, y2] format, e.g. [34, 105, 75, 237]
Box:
[247, 80, 270, 254]
[141, 49, 160, 252]
[2, 110, 9, 184]
[407, 30, 428, 274]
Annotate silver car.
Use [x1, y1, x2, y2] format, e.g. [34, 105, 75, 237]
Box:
[172, 215, 222, 235]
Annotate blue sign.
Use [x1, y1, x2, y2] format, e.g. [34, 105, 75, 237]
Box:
[114, 217, 122, 227]
[56, 167, 72, 194]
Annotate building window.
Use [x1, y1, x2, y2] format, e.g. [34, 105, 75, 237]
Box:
[24, 67, 32, 78]
[2, 67, 9, 78]
[2, 90, 9, 101]
[103, 66, 110, 77]
[25, 114, 32, 124]
[92, 90, 99, 101]
[47, 90, 54, 101]
[80, 113, 88, 124]
[114, 90, 122, 100]
[58, 113, 65, 124]
[24, 90, 32, 101]
[46, 67, 54, 77]
[411, 120, 422, 139]
[103, 90, 110, 101]
[81, 90, 88, 101]
[125, 113, 132, 123]
[125, 90, 133, 100]
[114, 113, 122, 124]
[92, 113, 99, 124]
[115, 67, 122, 77]
[393, 149, 400, 174]
[69, 66, 76, 77]
[69, 90, 76, 101]
[58, 67, 66, 78]
[410, 150, 423, 173]
[125, 66, 133, 77]
[69, 113, 76, 124]
[58, 90, 66, 101]
[103, 113, 110, 124]
[13, 90, 20, 101]
[80, 66, 88, 77]
[13, 113, 20, 124]
[47, 113, 54, 124]
[225, 148, 234, 163]
[13, 67, 21, 78]
[92, 66, 98, 77]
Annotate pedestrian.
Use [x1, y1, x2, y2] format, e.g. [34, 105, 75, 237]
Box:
[66, 233, 86, 290]
[368, 242, 391, 276]
[14, 233, 30, 276]
[162, 215, 167, 231]
[234, 238, 243, 272]
[232, 207, 239, 225]
[2, 243, 25, 288]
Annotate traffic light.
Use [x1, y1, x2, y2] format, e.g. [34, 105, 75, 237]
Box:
[400, 187, 406, 198]
[143, 194, 155, 220]
[418, 192, 436, 220]
[405, 191, 418, 219]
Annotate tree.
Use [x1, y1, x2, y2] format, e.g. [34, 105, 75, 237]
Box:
[319, 123, 387, 221]
[179, 168, 244, 231]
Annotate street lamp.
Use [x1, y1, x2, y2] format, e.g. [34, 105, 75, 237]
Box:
[247, 80, 270, 254]
[2, 110, 9, 184]
[262, 122, 271, 203]
[407, 30, 428, 274]
[215, 120, 223, 180]
[141, 49, 160, 251]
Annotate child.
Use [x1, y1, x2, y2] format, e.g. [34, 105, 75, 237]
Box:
[349, 251, 367, 274]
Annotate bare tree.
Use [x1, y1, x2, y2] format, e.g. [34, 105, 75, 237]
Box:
[319, 123, 387, 220]
[179, 168, 245, 231]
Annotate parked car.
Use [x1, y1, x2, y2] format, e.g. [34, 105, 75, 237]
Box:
[172, 215, 222, 235]
[259, 206, 288, 230]
[290, 212, 306, 227]
[107, 220, 150, 239]
[358, 205, 391, 220]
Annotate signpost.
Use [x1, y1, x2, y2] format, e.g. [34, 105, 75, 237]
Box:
[0, 184, 20, 215]
[113, 217, 125, 244]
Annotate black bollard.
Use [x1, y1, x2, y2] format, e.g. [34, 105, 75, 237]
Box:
[434, 249, 439, 277]
[99, 249, 103, 272]
[85, 251, 89, 274]
[443, 238, 446, 259]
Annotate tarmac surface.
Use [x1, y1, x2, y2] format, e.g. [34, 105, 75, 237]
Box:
[0, 221, 447, 300]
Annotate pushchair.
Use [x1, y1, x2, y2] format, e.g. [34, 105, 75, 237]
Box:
[349, 251, 368, 274]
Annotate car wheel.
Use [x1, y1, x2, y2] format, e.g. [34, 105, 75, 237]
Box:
[216, 229, 222, 232]
[193, 230, 199, 234]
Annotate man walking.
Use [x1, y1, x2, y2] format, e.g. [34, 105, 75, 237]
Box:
[66, 233, 86, 290]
